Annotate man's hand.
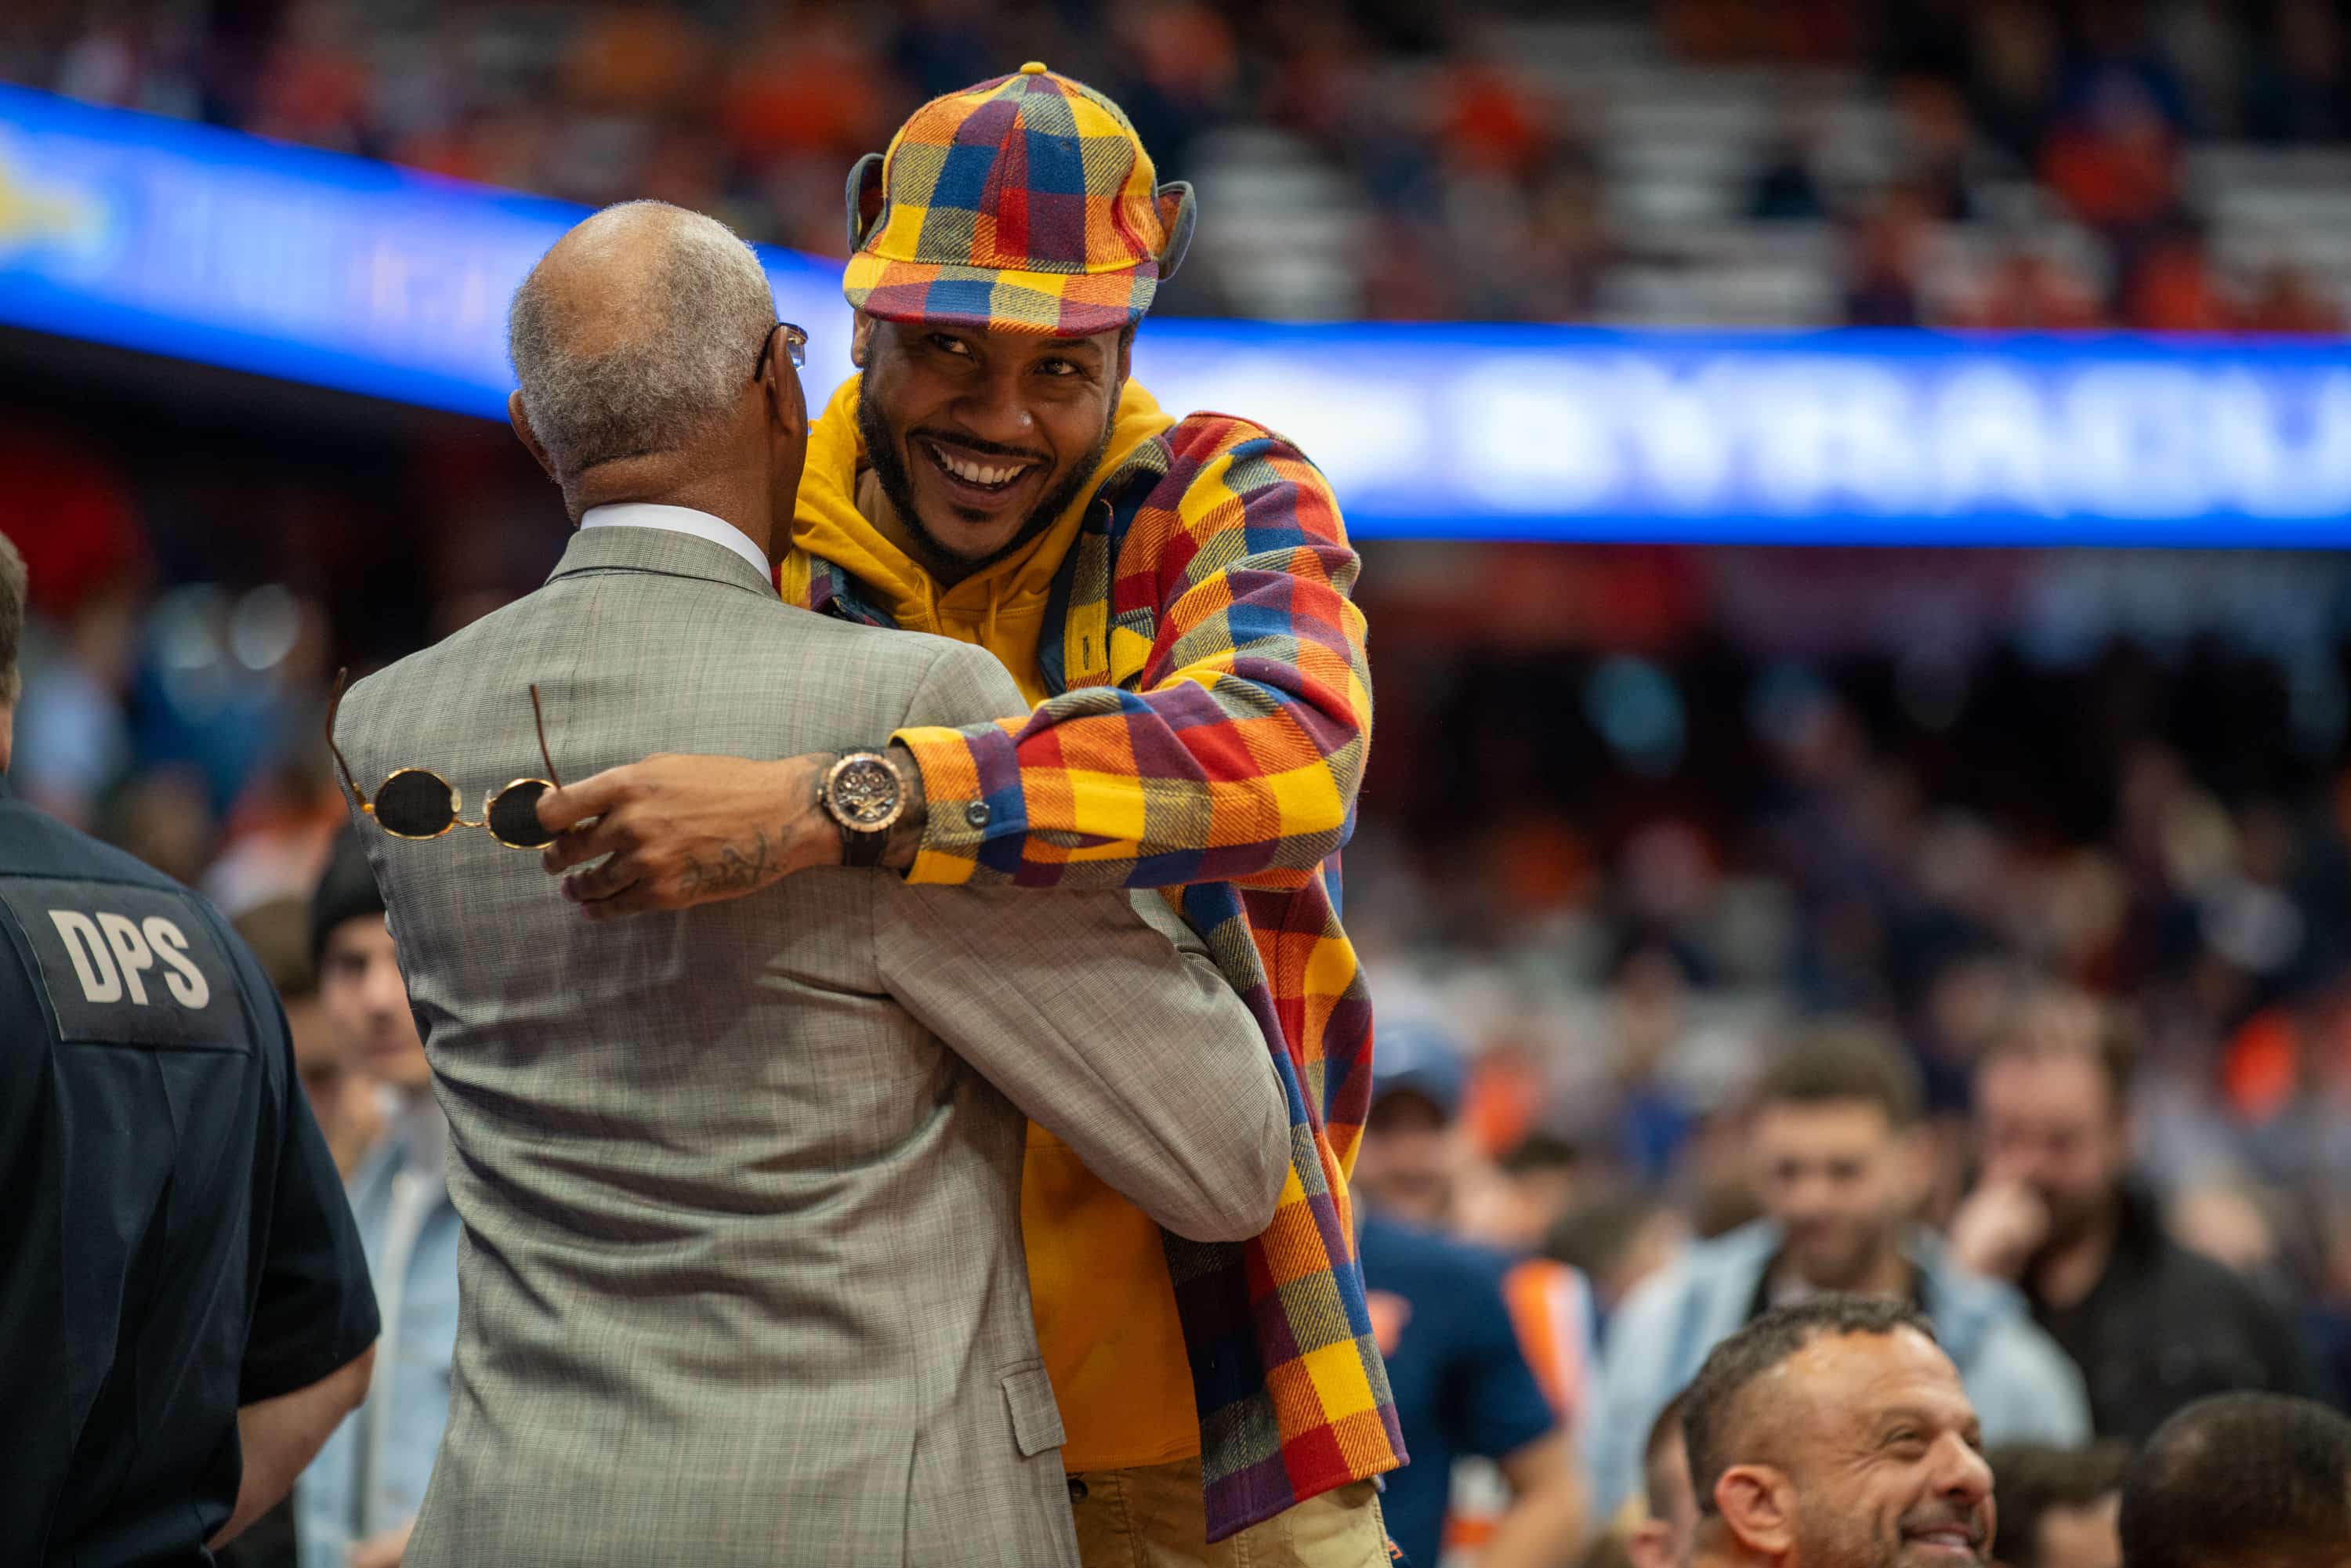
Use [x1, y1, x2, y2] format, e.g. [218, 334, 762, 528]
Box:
[534, 753, 840, 918]
[350, 1517, 415, 1568]
[1947, 1177, 2051, 1282]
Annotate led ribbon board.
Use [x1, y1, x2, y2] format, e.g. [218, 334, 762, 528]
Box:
[4, 85, 2349, 545]
[0, 84, 849, 417]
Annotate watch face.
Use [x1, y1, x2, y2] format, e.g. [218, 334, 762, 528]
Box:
[830, 755, 902, 828]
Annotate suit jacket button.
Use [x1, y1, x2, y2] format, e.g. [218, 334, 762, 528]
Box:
[1067, 1477, 1089, 1503]
[965, 801, 991, 829]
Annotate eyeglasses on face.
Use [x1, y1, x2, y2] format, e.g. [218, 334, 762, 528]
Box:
[754, 321, 809, 382]
[324, 668, 566, 850]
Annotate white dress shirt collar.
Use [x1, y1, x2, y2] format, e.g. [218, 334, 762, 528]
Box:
[578, 502, 770, 581]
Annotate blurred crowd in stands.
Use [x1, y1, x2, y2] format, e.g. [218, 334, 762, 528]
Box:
[1362, 559, 2351, 1360]
[7, 0, 2351, 331]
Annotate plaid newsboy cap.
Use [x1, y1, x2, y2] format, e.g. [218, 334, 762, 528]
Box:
[843, 62, 1195, 336]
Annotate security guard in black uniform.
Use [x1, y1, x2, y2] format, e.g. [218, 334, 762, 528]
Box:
[0, 533, 381, 1566]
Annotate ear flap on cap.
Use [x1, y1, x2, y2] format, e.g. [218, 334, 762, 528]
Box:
[845, 151, 887, 254]
[1154, 181, 1197, 282]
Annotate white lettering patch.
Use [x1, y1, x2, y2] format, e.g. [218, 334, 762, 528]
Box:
[1, 877, 243, 1050]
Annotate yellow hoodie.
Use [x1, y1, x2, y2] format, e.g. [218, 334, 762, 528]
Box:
[784, 375, 1176, 705]
[784, 374, 1204, 1472]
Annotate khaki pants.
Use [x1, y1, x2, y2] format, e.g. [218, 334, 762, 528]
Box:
[1067, 1458, 1390, 1568]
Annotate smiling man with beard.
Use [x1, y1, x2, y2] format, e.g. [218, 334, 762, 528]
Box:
[848, 313, 1120, 578]
[1681, 1298, 1995, 1568]
[532, 62, 1393, 1567]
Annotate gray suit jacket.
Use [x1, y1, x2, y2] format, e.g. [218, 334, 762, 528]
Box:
[332, 524, 1289, 1568]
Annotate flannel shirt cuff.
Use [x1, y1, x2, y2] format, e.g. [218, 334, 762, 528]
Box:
[892, 720, 1026, 885]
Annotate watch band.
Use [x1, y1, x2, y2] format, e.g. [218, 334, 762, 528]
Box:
[840, 817, 888, 867]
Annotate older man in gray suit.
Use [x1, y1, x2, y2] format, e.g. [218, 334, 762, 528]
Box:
[326, 201, 1290, 1568]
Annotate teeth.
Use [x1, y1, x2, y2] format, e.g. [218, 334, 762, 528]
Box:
[930, 442, 1023, 488]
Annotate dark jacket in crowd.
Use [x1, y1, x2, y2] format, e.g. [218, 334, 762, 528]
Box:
[2030, 1185, 2329, 1444]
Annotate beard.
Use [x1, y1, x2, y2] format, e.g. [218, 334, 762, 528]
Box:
[2030, 1177, 2114, 1256]
[1792, 1495, 1899, 1568]
[857, 388, 1116, 585]
[1793, 1500, 1987, 1568]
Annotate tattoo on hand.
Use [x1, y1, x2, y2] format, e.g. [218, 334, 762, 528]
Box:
[677, 829, 774, 896]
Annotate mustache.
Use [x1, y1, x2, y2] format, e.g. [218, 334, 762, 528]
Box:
[1898, 1503, 1987, 1548]
[911, 427, 1049, 465]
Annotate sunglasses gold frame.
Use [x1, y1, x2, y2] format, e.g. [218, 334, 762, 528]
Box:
[324, 668, 566, 849]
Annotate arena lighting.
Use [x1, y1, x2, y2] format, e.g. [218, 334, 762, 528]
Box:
[5, 83, 2350, 547]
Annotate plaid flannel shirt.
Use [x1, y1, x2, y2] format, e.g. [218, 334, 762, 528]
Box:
[792, 408, 1402, 1538]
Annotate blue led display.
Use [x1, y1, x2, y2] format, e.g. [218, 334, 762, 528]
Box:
[1130, 322, 2351, 545]
[4, 83, 2348, 545]
[0, 85, 847, 415]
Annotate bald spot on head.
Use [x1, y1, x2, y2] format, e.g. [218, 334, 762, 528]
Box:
[526, 202, 694, 354]
[507, 200, 777, 492]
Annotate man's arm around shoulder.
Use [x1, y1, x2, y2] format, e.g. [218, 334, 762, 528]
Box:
[535, 416, 1375, 909]
[875, 641, 1289, 1244]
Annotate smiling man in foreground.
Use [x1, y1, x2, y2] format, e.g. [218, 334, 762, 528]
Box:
[1682, 1298, 1995, 1568]
[533, 62, 1396, 1565]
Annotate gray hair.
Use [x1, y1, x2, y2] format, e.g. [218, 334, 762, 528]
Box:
[507, 201, 777, 479]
